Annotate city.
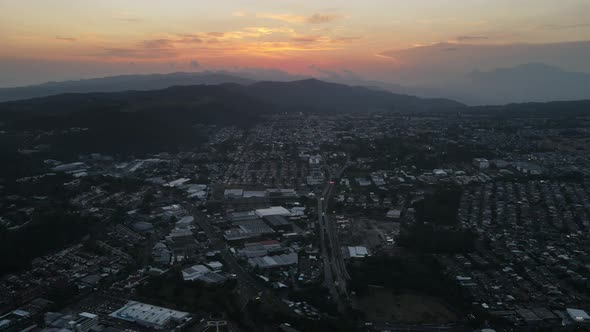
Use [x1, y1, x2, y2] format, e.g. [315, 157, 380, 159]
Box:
[2, 1, 590, 331]
[1, 109, 590, 331]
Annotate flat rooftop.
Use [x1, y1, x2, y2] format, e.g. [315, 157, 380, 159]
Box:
[110, 301, 189, 328]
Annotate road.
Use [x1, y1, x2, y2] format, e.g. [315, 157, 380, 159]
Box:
[317, 157, 350, 314]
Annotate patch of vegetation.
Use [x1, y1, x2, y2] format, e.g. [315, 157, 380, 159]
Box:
[396, 224, 476, 253]
[0, 209, 98, 275]
[414, 185, 462, 226]
[135, 269, 240, 316]
[288, 285, 338, 316]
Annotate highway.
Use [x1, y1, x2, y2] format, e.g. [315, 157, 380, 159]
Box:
[317, 157, 350, 314]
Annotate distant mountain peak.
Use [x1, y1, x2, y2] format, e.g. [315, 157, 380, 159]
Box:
[296, 78, 324, 84]
[471, 63, 568, 77]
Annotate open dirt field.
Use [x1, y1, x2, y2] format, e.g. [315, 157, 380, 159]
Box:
[355, 288, 458, 323]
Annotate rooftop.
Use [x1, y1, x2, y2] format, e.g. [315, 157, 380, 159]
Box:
[110, 301, 189, 328]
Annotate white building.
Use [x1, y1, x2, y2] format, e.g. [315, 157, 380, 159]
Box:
[348, 246, 369, 258]
[182, 264, 226, 284]
[473, 158, 490, 170]
[182, 264, 211, 281]
[110, 301, 190, 330]
[68, 312, 98, 332]
[255, 206, 291, 218]
[52, 162, 87, 173]
[206, 261, 223, 272]
[386, 209, 401, 219]
[165, 178, 191, 187]
[433, 169, 447, 176]
[567, 308, 590, 324]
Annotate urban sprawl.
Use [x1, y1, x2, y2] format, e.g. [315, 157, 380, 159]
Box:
[2, 112, 590, 331]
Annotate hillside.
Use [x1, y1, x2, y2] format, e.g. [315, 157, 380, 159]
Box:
[0, 85, 271, 156]
[471, 99, 590, 116]
[238, 79, 464, 112]
[0, 72, 255, 103]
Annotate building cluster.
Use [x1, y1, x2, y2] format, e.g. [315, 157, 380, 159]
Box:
[4, 111, 590, 331]
[442, 180, 590, 328]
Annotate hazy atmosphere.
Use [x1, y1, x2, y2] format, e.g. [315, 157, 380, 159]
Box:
[3, 2, 590, 332]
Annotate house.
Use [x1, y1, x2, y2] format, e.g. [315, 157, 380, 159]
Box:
[386, 209, 401, 219]
[473, 158, 490, 170]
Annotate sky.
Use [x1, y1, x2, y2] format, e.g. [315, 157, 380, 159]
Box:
[1, 0, 590, 87]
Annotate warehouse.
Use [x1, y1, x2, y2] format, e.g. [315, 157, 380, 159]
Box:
[110, 301, 190, 330]
[248, 252, 298, 269]
[255, 206, 291, 218]
[263, 215, 292, 231]
[348, 246, 369, 258]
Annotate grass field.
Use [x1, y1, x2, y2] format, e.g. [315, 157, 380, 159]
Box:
[355, 288, 458, 323]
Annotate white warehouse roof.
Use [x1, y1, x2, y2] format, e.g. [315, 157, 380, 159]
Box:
[567, 308, 590, 323]
[182, 264, 210, 281]
[110, 301, 189, 329]
[348, 246, 369, 258]
[255, 206, 291, 218]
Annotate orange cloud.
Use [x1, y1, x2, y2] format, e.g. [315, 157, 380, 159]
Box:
[177, 34, 204, 44]
[291, 35, 321, 44]
[330, 36, 361, 44]
[56, 36, 77, 42]
[257, 13, 341, 24]
[307, 14, 341, 24]
[141, 39, 174, 48]
[61, 23, 362, 64]
[97, 47, 177, 59]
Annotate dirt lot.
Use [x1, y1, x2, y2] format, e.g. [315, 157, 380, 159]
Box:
[354, 288, 458, 323]
[343, 217, 400, 251]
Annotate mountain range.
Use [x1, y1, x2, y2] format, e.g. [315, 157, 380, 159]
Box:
[0, 79, 463, 116]
[1, 77, 589, 157]
[0, 72, 255, 103]
[405, 63, 590, 105]
[0, 80, 462, 155]
[1, 63, 589, 105]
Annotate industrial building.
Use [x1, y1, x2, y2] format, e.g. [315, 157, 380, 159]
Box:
[182, 264, 211, 281]
[263, 215, 293, 231]
[255, 206, 291, 218]
[110, 301, 190, 330]
[248, 252, 298, 269]
[68, 312, 99, 332]
[347, 246, 369, 258]
[182, 264, 226, 284]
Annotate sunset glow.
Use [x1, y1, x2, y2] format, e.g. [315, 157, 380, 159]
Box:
[1, 0, 589, 86]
